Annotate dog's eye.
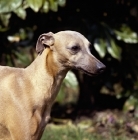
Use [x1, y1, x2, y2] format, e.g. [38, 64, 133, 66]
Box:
[71, 46, 80, 52]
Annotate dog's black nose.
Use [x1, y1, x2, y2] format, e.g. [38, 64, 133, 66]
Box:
[96, 62, 106, 74]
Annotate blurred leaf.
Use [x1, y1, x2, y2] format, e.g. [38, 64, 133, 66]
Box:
[7, 36, 20, 42]
[26, 0, 43, 12]
[6, 55, 13, 67]
[0, 0, 22, 13]
[56, 71, 79, 104]
[41, 1, 49, 13]
[58, 0, 66, 7]
[94, 38, 107, 58]
[77, 119, 92, 129]
[93, 23, 122, 60]
[64, 71, 78, 87]
[123, 95, 137, 112]
[114, 24, 138, 43]
[107, 38, 122, 60]
[14, 50, 31, 66]
[0, 13, 11, 26]
[0, 25, 8, 32]
[22, 0, 29, 9]
[19, 28, 28, 40]
[14, 7, 26, 20]
[49, 0, 58, 12]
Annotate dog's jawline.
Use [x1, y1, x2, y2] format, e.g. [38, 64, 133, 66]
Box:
[74, 67, 99, 76]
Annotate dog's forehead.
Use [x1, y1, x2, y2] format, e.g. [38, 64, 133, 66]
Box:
[55, 31, 89, 45]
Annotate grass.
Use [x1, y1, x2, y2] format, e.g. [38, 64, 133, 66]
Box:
[41, 123, 100, 140]
[41, 122, 130, 140]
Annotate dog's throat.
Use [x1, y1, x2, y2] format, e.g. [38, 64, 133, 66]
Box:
[46, 51, 59, 77]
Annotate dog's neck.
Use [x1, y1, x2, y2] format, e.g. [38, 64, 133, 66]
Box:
[27, 48, 68, 104]
[25, 49, 68, 138]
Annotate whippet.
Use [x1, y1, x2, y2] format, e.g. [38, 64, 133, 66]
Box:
[0, 31, 105, 140]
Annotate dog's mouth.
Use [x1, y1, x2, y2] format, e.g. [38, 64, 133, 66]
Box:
[75, 67, 99, 76]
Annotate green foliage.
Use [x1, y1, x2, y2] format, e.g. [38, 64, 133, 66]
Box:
[114, 24, 138, 44]
[41, 123, 101, 140]
[94, 37, 122, 60]
[0, 13, 11, 27]
[86, 20, 138, 110]
[0, 0, 22, 13]
[13, 7, 26, 20]
[93, 23, 138, 61]
[107, 38, 122, 60]
[4, 27, 35, 67]
[0, 0, 66, 29]
[0, 0, 22, 26]
[41, 1, 49, 13]
[93, 24, 122, 60]
[41, 121, 132, 140]
[94, 38, 107, 58]
[56, 71, 79, 104]
[27, 0, 43, 12]
[14, 48, 32, 67]
[41, 109, 138, 140]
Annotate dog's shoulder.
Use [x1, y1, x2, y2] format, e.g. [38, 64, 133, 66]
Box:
[0, 66, 24, 79]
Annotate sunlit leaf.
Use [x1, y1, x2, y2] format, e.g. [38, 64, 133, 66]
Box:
[14, 7, 26, 20]
[41, 1, 49, 13]
[7, 36, 20, 42]
[58, 0, 66, 7]
[26, 0, 43, 12]
[94, 38, 107, 58]
[114, 24, 138, 43]
[22, 0, 29, 9]
[64, 71, 78, 87]
[123, 95, 137, 112]
[107, 38, 122, 60]
[0, 13, 11, 27]
[49, 0, 58, 12]
[0, 0, 22, 13]
[57, 71, 79, 104]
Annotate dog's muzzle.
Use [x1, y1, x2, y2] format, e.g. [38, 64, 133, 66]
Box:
[74, 55, 106, 76]
[96, 62, 106, 74]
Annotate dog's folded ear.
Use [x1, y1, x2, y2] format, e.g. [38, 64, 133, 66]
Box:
[36, 32, 55, 54]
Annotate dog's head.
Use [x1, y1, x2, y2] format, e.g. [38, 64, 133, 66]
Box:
[36, 30, 106, 76]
